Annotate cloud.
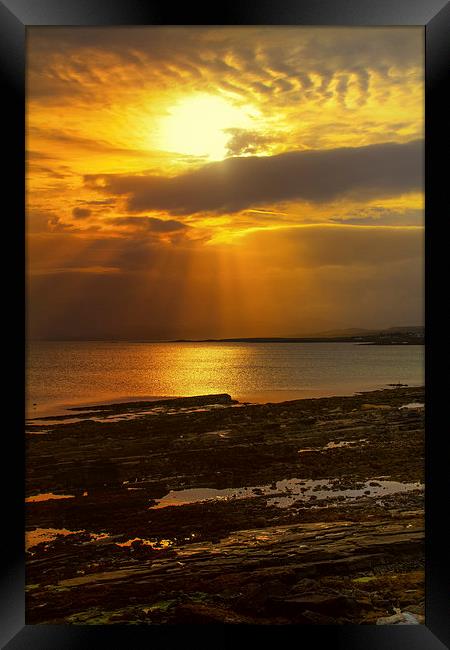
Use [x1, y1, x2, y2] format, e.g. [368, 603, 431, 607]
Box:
[78, 199, 116, 207]
[109, 216, 188, 232]
[29, 126, 158, 158]
[85, 140, 423, 215]
[26, 150, 55, 161]
[28, 165, 68, 179]
[27, 223, 423, 340]
[72, 207, 92, 219]
[329, 207, 423, 227]
[28, 27, 422, 109]
[225, 128, 275, 156]
[26, 210, 58, 234]
[242, 224, 423, 269]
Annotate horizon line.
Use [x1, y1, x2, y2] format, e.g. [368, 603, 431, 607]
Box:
[27, 326, 425, 344]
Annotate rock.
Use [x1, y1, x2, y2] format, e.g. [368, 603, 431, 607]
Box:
[26, 386, 425, 625]
[237, 580, 288, 613]
[253, 517, 267, 528]
[301, 610, 339, 624]
[376, 610, 422, 625]
[173, 602, 251, 624]
[404, 603, 424, 615]
[267, 592, 360, 617]
[290, 578, 317, 593]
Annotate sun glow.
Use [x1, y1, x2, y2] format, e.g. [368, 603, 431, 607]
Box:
[158, 95, 253, 160]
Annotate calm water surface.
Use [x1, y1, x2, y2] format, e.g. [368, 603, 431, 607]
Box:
[26, 341, 424, 416]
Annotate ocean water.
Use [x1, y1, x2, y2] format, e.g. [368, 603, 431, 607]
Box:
[26, 341, 424, 417]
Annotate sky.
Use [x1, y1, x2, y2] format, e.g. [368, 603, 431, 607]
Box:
[26, 27, 424, 340]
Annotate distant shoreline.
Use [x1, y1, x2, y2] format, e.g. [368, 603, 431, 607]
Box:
[171, 337, 424, 345]
[29, 337, 424, 345]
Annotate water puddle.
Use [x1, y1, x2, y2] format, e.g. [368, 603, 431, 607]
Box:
[324, 439, 368, 449]
[26, 527, 85, 551]
[299, 438, 368, 453]
[89, 532, 111, 542]
[151, 478, 423, 510]
[399, 403, 424, 410]
[26, 492, 75, 503]
[26, 527, 115, 550]
[203, 429, 232, 438]
[266, 479, 422, 508]
[26, 411, 158, 427]
[115, 537, 173, 549]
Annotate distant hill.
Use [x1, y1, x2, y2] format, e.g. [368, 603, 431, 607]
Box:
[385, 326, 424, 334]
[299, 325, 424, 339]
[173, 326, 424, 345]
[299, 327, 381, 338]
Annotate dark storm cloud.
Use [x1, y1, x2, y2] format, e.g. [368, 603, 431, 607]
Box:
[85, 140, 423, 215]
[78, 199, 116, 207]
[72, 207, 91, 219]
[109, 216, 188, 232]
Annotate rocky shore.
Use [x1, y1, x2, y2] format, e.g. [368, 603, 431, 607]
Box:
[25, 386, 424, 625]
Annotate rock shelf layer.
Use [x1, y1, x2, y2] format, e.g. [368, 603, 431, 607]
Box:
[26, 386, 424, 624]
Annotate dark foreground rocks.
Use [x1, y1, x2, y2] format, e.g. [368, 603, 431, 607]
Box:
[25, 387, 424, 624]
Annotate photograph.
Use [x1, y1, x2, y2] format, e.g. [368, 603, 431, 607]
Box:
[25, 25, 426, 626]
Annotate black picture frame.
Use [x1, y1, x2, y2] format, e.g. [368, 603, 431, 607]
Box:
[2, 0, 448, 647]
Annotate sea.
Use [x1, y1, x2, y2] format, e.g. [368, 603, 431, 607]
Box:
[26, 341, 425, 418]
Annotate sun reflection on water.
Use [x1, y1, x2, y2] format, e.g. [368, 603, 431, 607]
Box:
[27, 341, 425, 417]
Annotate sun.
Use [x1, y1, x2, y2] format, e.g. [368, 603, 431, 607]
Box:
[158, 94, 253, 160]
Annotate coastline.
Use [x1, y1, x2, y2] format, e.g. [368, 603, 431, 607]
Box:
[26, 340, 425, 420]
[26, 387, 424, 624]
[26, 381, 425, 421]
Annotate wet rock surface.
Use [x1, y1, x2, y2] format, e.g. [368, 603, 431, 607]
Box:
[26, 387, 424, 624]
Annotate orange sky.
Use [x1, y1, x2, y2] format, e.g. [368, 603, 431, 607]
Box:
[26, 27, 424, 339]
